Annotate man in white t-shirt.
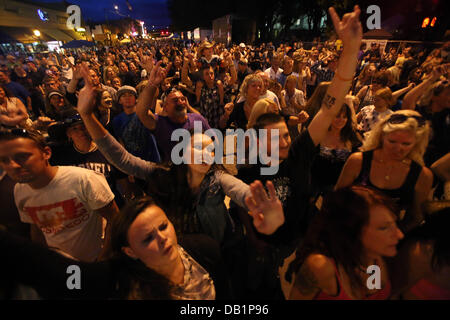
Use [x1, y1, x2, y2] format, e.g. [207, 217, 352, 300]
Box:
[264, 55, 283, 82]
[0, 129, 118, 262]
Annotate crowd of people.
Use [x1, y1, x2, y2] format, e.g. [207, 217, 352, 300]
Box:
[0, 6, 449, 300]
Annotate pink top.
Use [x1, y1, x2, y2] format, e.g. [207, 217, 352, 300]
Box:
[409, 279, 450, 300]
[315, 260, 391, 300]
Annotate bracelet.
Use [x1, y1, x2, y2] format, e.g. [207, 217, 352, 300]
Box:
[335, 71, 354, 82]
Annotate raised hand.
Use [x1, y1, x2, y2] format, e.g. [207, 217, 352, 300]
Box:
[76, 62, 97, 116]
[245, 180, 285, 235]
[148, 61, 167, 87]
[328, 6, 362, 53]
[224, 102, 234, 116]
[139, 54, 154, 74]
[296, 110, 309, 123]
[431, 63, 449, 80]
[72, 64, 83, 80]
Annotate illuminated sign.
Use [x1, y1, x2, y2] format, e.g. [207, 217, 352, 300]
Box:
[37, 9, 49, 21]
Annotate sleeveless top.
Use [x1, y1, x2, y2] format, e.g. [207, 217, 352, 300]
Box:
[0, 97, 31, 129]
[409, 279, 450, 300]
[353, 150, 423, 213]
[311, 146, 352, 195]
[315, 259, 391, 300]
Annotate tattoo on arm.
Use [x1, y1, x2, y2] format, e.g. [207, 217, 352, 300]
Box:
[295, 262, 320, 295]
[322, 94, 336, 109]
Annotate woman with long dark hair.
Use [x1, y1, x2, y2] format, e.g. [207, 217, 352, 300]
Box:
[286, 186, 404, 300]
[310, 103, 362, 197]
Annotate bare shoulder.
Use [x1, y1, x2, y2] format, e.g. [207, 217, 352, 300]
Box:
[347, 152, 363, 164]
[305, 254, 335, 278]
[335, 152, 363, 189]
[342, 152, 363, 175]
[416, 166, 434, 190]
[290, 254, 335, 299]
[299, 254, 335, 288]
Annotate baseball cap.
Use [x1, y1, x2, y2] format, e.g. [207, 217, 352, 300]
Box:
[117, 85, 137, 100]
[48, 91, 64, 99]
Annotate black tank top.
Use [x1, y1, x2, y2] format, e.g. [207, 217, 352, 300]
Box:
[354, 150, 423, 212]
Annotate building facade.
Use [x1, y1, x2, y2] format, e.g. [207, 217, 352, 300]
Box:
[0, 0, 85, 52]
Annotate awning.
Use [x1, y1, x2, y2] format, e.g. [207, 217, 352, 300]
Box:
[41, 29, 75, 42]
[0, 26, 56, 43]
[363, 28, 393, 39]
[63, 29, 84, 41]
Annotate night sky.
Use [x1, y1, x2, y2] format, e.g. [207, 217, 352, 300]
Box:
[39, 0, 171, 29]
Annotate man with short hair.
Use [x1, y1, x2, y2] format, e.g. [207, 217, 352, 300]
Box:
[234, 6, 363, 298]
[237, 58, 251, 88]
[264, 55, 284, 82]
[0, 129, 118, 262]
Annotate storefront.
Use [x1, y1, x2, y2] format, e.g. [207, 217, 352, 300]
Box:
[0, 0, 85, 52]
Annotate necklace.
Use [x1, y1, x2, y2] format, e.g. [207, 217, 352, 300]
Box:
[375, 157, 409, 181]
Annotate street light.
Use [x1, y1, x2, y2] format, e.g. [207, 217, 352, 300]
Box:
[114, 5, 118, 10]
[33, 29, 41, 37]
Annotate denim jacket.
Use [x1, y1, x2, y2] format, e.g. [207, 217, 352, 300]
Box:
[95, 132, 251, 244]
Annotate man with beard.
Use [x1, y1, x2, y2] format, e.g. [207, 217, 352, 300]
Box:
[136, 62, 210, 161]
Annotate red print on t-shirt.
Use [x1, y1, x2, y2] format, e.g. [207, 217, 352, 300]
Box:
[24, 198, 88, 232]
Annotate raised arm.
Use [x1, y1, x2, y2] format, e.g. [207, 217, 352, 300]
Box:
[67, 64, 83, 94]
[307, 6, 362, 146]
[181, 55, 194, 88]
[392, 83, 414, 100]
[402, 64, 448, 110]
[77, 63, 156, 180]
[136, 60, 167, 131]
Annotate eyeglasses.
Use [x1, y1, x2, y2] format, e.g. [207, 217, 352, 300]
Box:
[387, 114, 426, 127]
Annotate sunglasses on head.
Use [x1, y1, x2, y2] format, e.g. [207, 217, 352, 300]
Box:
[387, 114, 426, 127]
[0, 128, 37, 138]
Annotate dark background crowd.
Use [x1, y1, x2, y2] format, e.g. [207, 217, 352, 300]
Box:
[0, 6, 449, 301]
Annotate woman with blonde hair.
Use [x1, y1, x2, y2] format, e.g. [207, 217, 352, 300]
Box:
[223, 74, 263, 129]
[336, 110, 434, 233]
[247, 98, 279, 129]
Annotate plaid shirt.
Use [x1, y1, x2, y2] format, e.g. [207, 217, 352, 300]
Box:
[310, 62, 335, 84]
[199, 86, 224, 129]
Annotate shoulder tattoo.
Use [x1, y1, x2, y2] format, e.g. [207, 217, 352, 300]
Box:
[322, 94, 336, 109]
